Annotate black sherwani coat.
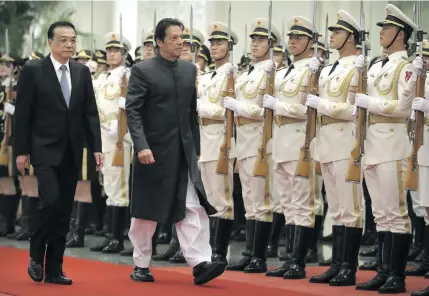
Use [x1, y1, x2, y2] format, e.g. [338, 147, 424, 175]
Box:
[126, 54, 216, 224]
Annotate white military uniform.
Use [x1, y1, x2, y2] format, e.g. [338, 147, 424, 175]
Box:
[273, 59, 321, 227]
[94, 65, 132, 207]
[364, 50, 414, 234]
[315, 55, 362, 228]
[198, 63, 236, 219]
[235, 60, 274, 222]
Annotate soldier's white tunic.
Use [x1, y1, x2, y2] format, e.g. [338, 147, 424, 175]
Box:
[315, 55, 362, 228]
[364, 50, 414, 234]
[418, 72, 429, 216]
[94, 65, 132, 207]
[273, 58, 321, 227]
[198, 63, 235, 220]
[235, 60, 273, 222]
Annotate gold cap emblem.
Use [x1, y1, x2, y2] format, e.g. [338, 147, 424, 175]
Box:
[111, 33, 117, 41]
[294, 18, 299, 24]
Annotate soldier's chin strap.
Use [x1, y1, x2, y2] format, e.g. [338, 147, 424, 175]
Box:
[337, 32, 351, 51]
[385, 27, 402, 49]
[297, 39, 311, 57]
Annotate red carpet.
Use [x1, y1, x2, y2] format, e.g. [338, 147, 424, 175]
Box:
[0, 246, 426, 296]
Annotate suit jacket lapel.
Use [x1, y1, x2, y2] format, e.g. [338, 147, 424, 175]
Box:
[69, 60, 79, 109]
[43, 55, 68, 108]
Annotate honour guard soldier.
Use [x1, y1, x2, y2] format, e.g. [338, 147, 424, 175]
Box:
[134, 29, 156, 64]
[354, 4, 418, 293]
[0, 53, 20, 237]
[94, 50, 108, 78]
[74, 49, 93, 65]
[180, 26, 204, 63]
[223, 17, 279, 273]
[405, 40, 429, 282]
[409, 40, 429, 296]
[264, 16, 320, 279]
[197, 44, 211, 73]
[273, 45, 291, 69]
[197, 21, 238, 264]
[208, 61, 215, 71]
[305, 10, 362, 287]
[90, 32, 133, 254]
[10, 53, 43, 241]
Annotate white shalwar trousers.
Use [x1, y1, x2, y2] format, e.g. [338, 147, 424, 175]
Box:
[128, 173, 212, 268]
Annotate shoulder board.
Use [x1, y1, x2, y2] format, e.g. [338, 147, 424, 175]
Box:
[276, 66, 286, 72]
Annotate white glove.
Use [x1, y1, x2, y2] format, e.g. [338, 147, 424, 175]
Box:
[118, 97, 126, 110]
[354, 93, 371, 109]
[4, 103, 15, 115]
[412, 97, 429, 113]
[107, 120, 118, 138]
[197, 99, 201, 111]
[263, 94, 279, 110]
[223, 96, 240, 112]
[306, 94, 321, 109]
[307, 57, 320, 73]
[355, 55, 365, 73]
[412, 56, 424, 75]
[263, 60, 275, 73]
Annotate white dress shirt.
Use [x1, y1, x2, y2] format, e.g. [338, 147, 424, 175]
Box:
[50, 54, 72, 92]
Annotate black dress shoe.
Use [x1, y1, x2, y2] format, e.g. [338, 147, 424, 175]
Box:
[193, 261, 226, 285]
[65, 234, 84, 248]
[157, 232, 171, 244]
[412, 285, 429, 296]
[44, 273, 73, 285]
[102, 239, 124, 253]
[130, 267, 155, 282]
[359, 244, 378, 257]
[265, 261, 290, 277]
[28, 258, 43, 282]
[378, 275, 405, 294]
[358, 258, 378, 271]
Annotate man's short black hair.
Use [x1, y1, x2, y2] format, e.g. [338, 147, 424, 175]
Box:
[47, 21, 76, 40]
[155, 18, 184, 45]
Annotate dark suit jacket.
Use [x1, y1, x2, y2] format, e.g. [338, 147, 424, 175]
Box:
[13, 54, 101, 168]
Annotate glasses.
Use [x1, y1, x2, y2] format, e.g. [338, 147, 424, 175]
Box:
[51, 38, 77, 46]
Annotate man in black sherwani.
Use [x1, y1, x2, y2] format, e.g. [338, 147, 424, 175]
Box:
[126, 18, 226, 285]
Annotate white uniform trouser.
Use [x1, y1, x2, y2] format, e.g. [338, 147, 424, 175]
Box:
[364, 159, 411, 234]
[19, 176, 38, 197]
[238, 156, 273, 222]
[200, 160, 234, 220]
[418, 166, 429, 224]
[273, 160, 320, 228]
[129, 173, 211, 268]
[322, 159, 362, 228]
[409, 190, 426, 218]
[101, 146, 131, 207]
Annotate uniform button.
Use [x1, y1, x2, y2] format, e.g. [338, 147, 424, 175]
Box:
[340, 128, 344, 131]
[390, 128, 394, 132]
[296, 129, 300, 132]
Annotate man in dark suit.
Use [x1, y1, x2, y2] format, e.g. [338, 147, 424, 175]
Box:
[14, 21, 102, 285]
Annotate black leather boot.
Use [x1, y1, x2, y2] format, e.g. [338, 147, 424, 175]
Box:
[152, 226, 179, 261]
[356, 231, 392, 291]
[169, 249, 186, 263]
[361, 178, 376, 246]
[359, 256, 378, 271]
[279, 224, 294, 261]
[102, 206, 126, 253]
[359, 243, 378, 257]
[212, 218, 234, 264]
[330, 227, 362, 286]
[90, 206, 113, 252]
[209, 217, 217, 248]
[409, 217, 425, 261]
[283, 225, 314, 279]
[244, 221, 272, 273]
[406, 225, 429, 276]
[378, 233, 412, 294]
[9, 195, 29, 239]
[226, 220, 255, 271]
[310, 225, 345, 284]
[94, 205, 112, 237]
[266, 213, 285, 258]
[66, 202, 90, 248]
[306, 215, 323, 263]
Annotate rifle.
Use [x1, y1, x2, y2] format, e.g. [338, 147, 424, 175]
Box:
[253, 0, 274, 178]
[216, 3, 234, 175]
[295, 0, 319, 179]
[0, 29, 12, 166]
[112, 14, 129, 167]
[346, 0, 368, 183]
[404, 0, 426, 190]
